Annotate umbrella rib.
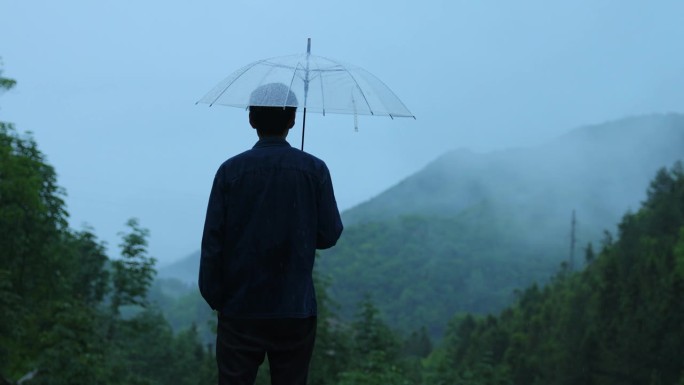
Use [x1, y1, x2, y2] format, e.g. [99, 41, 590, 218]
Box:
[261, 56, 314, 87]
[254, 59, 288, 106]
[262, 60, 300, 71]
[207, 59, 268, 106]
[262, 58, 344, 73]
[287, 61, 304, 108]
[336, 62, 374, 115]
[310, 55, 327, 116]
[357, 67, 416, 119]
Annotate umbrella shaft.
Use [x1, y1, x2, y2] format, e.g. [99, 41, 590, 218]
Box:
[301, 107, 307, 151]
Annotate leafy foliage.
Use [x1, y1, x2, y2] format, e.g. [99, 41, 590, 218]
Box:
[111, 218, 157, 314]
[0, 75, 215, 384]
[0, 61, 16, 92]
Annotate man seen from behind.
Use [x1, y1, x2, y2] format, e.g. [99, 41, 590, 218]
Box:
[199, 83, 344, 385]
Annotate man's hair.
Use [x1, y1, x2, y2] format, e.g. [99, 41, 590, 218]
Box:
[249, 83, 298, 136]
[249, 106, 297, 136]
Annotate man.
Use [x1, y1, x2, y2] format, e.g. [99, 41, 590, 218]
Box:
[199, 83, 343, 385]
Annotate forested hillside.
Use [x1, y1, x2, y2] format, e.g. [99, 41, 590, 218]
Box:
[319, 114, 684, 337]
[317, 211, 556, 338]
[426, 161, 684, 385]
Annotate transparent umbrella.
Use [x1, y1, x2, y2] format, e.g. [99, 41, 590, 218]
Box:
[197, 39, 415, 150]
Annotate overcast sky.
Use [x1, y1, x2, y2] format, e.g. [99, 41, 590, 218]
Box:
[1, 0, 683, 265]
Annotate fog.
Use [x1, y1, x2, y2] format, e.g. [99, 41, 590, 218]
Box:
[1, 0, 683, 264]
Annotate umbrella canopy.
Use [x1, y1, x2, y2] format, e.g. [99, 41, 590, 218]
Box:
[198, 39, 414, 149]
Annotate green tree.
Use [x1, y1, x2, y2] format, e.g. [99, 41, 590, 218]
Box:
[403, 326, 433, 358]
[110, 218, 157, 316]
[336, 351, 409, 385]
[1, 66, 215, 385]
[351, 295, 400, 360]
[0, 89, 75, 381]
[334, 296, 410, 385]
[0, 60, 16, 92]
[309, 266, 353, 385]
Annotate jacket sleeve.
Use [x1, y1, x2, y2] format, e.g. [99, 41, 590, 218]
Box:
[198, 169, 226, 310]
[316, 165, 343, 249]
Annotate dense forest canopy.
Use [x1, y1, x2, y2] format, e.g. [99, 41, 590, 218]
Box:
[427, 161, 684, 385]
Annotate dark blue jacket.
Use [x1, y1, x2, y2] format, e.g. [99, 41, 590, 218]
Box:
[199, 137, 343, 318]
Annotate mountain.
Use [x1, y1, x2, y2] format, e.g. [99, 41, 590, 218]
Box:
[317, 113, 684, 337]
[158, 113, 684, 338]
[342, 113, 684, 227]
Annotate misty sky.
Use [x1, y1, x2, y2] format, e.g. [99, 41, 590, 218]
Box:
[1, 1, 683, 265]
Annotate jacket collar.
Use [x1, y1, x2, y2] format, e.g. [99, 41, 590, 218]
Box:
[253, 137, 291, 149]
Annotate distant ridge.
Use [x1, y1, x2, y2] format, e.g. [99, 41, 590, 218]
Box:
[342, 113, 684, 227]
[157, 250, 199, 285]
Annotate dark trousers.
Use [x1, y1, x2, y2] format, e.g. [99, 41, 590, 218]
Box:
[216, 315, 317, 385]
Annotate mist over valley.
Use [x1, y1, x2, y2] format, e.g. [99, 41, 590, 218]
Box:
[158, 113, 684, 338]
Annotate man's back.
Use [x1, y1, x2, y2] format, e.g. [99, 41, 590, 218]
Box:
[199, 137, 343, 318]
[200, 83, 343, 385]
